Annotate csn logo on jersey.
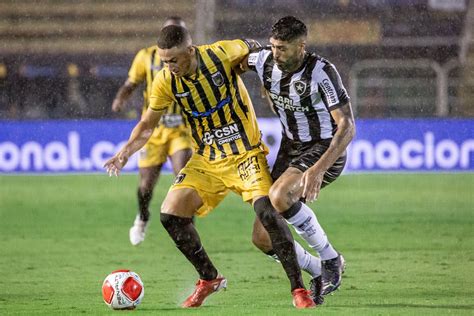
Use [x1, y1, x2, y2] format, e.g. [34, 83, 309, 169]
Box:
[202, 123, 241, 145]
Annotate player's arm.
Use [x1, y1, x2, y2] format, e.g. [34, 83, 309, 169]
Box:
[238, 42, 263, 73]
[104, 107, 165, 176]
[301, 102, 355, 201]
[111, 79, 139, 112]
[104, 107, 164, 176]
[221, 39, 261, 73]
[112, 49, 146, 112]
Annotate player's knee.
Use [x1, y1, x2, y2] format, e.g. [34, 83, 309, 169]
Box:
[137, 187, 152, 200]
[160, 213, 173, 230]
[160, 200, 179, 217]
[269, 183, 288, 212]
[254, 197, 278, 227]
[160, 213, 191, 230]
[138, 182, 153, 193]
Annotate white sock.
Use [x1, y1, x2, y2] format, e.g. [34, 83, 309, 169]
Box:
[285, 202, 338, 261]
[267, 241, 321, 278]
[294, 240, 321, 278]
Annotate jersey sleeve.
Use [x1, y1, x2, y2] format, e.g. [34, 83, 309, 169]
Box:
[247, 48, 271, 77]
[128, 49, 147, 84]
[149, 70, 174, 112]
[217, 40, 250, 68]
[318, 63, 350, 110]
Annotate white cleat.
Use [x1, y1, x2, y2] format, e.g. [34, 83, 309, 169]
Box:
[129, 215, 148, 246]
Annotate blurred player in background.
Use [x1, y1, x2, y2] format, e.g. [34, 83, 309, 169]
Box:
[242, 16, 356, 298]
[111, 17, 192, 246]
[105, 25, 317, 308]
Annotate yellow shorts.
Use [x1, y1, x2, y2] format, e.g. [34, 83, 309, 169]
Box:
[138, 124, 192, 168]
[170, 147, 273, 217]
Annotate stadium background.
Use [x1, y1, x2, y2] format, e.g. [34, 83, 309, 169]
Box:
[0, 0, 473, 173]
[0, 0, 473, 314]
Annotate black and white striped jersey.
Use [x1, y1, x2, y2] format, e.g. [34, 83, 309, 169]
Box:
[248, 49, 349, 142]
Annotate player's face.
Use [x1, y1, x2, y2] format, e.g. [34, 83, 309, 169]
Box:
[270, 37, 305, 72]
[158, 45, 195, 77]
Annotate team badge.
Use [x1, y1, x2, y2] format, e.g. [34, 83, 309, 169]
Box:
[211, 71, 224, 87]
[293, 80, 307, 96]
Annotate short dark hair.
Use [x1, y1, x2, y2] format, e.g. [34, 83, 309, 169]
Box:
[271, 16, 307, 42]
[157, 25, 191, 49]
[165, 16, 183, 23]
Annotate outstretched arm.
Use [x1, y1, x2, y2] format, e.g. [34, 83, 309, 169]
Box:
[111, 79, 138, 112]
[104, 107, 164, 176]
[300, 103, 356, 202]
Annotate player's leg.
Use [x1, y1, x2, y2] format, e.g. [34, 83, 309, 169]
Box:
[129, 165, 162, 245]
[169, 148, 192, 175]
[137, 165, 162, 221]
[166, 125, 193, 175]
[160, 188, 218, 280]
[270, 153, 346, 295]
[129, 129, 167, 245]
[160, 156, 228, 308]
[232, 149, 315, 308]
[252, 217, 322, 280]
[252, 217, 324, 303]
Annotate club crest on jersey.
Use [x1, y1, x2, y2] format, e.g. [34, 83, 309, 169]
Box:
[211, 71, 224, 87]
[293, 80, 307, 96]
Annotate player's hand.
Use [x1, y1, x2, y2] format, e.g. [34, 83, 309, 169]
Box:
[300, 166, 324, 203]
[112, 99, 125, 112]
[103, 151, 129, 177]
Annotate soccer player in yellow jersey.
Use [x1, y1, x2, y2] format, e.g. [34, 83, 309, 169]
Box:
[104, 25, 316, 309]
[111, 17, 192, 246]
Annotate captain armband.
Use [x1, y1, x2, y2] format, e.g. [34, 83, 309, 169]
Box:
[242, 39, 262, 53]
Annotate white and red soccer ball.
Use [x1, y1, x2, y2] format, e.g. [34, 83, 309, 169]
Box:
[102, 270, 144, 310]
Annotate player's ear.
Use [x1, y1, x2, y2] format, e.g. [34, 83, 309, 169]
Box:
[299, 38, 306, 50]
[188, 46, 195, 56]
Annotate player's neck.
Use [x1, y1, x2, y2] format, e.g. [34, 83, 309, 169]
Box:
[184, 56, 199, 78]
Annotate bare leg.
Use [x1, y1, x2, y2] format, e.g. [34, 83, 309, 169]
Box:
[137, 165, 162, 221]
[169, 148, 193, 176]
[160, 188, 218, 280]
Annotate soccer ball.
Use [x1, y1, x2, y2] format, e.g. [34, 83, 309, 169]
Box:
[102, 270, 144, 310]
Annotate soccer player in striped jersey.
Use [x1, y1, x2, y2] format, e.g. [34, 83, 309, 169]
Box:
[241, 16, 356, 298]
[104, 25, 316, 308]
[111, 17, 192, 246]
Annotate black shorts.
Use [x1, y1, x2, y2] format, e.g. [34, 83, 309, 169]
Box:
[271, 136, 346, 189]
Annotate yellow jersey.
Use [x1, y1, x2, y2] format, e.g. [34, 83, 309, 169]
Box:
[128, 45, 182, 118]
[149, 40, 262, 161]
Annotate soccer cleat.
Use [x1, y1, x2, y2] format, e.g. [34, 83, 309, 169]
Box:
[292, 288, 317, 309]
[321, 253, 345, 295]
[182, 275, 227, 308]
[309, 275, 324, 305]
[129, 215, 148, 246]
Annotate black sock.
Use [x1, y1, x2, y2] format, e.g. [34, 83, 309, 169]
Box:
[160, 213, 218, 280]
[280, 201, 303, 220]
[254, 197, 304, 291]
[137, 188, 152, 221]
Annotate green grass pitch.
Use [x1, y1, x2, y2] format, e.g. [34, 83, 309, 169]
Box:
[0, 173, 473, 315]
